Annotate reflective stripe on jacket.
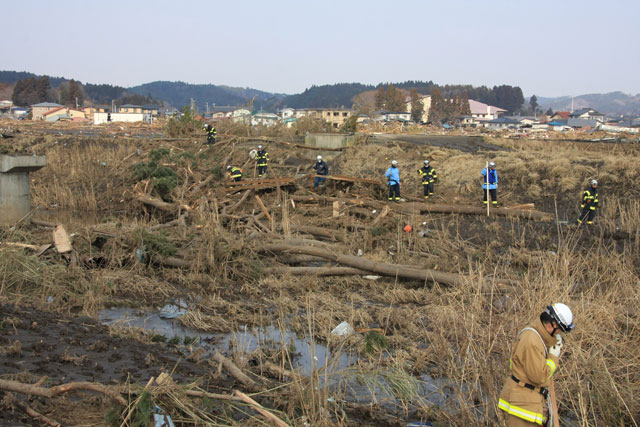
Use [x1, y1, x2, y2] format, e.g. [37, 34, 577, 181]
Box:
[228, 167, 242, 178]
[481, 168, 498, 189]
[581, 186, 599, 210]
[256, 150, 269, 166]
[498, 318, 559, 425]
[418, 166, 437, 183]
[385, 166, 400, 185]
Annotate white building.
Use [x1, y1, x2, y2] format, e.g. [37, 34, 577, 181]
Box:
[93, 112, 152, 125]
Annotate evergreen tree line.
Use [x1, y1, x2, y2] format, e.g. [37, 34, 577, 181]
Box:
[10, 75, 156, 108]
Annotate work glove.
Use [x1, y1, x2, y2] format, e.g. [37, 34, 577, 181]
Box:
[549, 334, 563, 358]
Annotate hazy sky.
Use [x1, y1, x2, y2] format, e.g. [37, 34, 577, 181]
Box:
[3, 0, 639, 97]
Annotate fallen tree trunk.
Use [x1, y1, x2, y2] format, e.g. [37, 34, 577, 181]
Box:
[0, 378, 126, 406]
[136, 194, 184, 213]
[287, 225, 346, 242]
[290, 195, 551, 221]
[405, 202, 552, 221]
[264, 266, 369, 276]
[262, 244, 465, 286]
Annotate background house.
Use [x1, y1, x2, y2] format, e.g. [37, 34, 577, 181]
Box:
[569, 108, 605, 123]
[469, 100, 506, 122]
[404, 94, 431, 123]
[251, 110, 279, 126]
[487, 116, 519, 130]
[31, 102, 63, 120]
[119, 104, 143, 114]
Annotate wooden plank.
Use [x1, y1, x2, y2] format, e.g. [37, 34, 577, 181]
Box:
[317, 174, 381, 185]
[53, 225, 72, 254]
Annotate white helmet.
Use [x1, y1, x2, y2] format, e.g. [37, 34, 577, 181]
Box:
[546, 303, 574, 333]
[258, 144, 263, 150]
[317, 155, 322, 161]
[424, 160, 430, 166]
[591, 179, 598, 187]
[489, 161, 496, 168]
[226, 165, 232, 172]
[391, 160, 398, 166]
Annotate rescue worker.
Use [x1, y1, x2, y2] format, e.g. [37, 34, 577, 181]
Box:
[313, 155, 329, 188]
[577, 179, 599, 225]
[385, 160, 401, 201]
[256, 144, 269, 177]
[203, 123, 217, 145]
[417, 160, 438, 199]
[498, 303, 575, 426]
[481, 161, 498, 206]
[226, 165, 242, 182]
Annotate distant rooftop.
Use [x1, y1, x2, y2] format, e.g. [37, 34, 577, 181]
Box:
[31, 102, 63, 107]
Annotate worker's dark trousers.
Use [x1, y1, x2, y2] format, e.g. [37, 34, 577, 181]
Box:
[423, 182, 434, 198]
[483, 188, 497, 205]
[233, 176, 242, 182]
[578, 206, 596, 224]
[258, 166, 267, 177]
[388, 184, 400, 201]
[314, 176, 326, 188]
[207, 136, 215, 144]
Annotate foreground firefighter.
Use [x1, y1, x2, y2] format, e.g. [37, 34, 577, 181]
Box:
[256, 145, 269, 177]
[226, 165, 242, 182]
[203, 123, 217, 145]
[577, 179, 599, 225]
[385, 160, 401, 201]
[498, 303, 575, 426]
[482, 161, 498, 205]
[417, 160, 438, 199]
[313, 155, 328, 188]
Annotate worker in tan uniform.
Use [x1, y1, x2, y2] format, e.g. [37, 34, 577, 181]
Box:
[498, 303, 575, 426]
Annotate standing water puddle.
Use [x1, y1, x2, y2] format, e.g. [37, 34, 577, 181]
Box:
[99, 306, 464, 420]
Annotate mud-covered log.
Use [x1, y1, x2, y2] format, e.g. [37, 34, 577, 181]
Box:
[262, 244, 464, 286]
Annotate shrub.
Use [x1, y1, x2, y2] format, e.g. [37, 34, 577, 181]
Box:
[163, 106, 202, 137]
[132, 149, 179, 201]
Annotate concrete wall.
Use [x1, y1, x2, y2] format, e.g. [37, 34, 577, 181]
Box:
[0, 172, 31, 224]
[305, 133, 356, 150]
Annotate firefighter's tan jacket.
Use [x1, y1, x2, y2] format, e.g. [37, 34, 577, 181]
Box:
[498, 317, 559, 425]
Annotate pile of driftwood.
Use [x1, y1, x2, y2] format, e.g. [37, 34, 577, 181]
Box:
[0, 352, 292, 427]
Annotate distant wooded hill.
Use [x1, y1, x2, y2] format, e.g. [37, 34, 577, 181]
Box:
[537, 92, 640, 116]
[3, 70, 639, 116]
[127, 81, 285, 111]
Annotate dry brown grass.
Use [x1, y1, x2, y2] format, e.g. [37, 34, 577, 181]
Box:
[2, 123, 640, 425]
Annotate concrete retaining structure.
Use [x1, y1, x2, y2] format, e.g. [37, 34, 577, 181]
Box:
[0, 155, 46, 224]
